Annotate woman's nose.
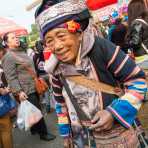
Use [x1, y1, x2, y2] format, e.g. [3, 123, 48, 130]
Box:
[54, 41, 63, 53]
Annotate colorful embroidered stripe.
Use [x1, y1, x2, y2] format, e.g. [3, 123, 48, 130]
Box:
[124, 66, 141, 81]
[132, 84, 147, 90]
[127, 86, 147, 93]
[107, 46, 120, 68]
[58, 116, 69, 124]
[121, 93, 142, 110]
[126, 90, 144, 100]
[58, 124, 70, 137]
[51, 81, 61, 88]
[56, 103, 68, 114]
[107, 106, 131, 128]
[114, 55, 129, 75]
[51, 75, 59, 81]
[107, 99, 138, 128]
[53, 91, 63, 97]
[124, 78, 146, 86]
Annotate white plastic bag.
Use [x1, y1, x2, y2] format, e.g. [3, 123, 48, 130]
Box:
[17, 100, 43, 131]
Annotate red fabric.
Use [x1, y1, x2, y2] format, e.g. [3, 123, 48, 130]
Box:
[86, 0, 117, 10]
[43, 50, 51, 60]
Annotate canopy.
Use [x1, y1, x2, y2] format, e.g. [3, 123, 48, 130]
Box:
[86, 0, 117, 10]
[0, 17, 28, 37]
[93, 3, 117, 21]
[88, 0, 129, 21]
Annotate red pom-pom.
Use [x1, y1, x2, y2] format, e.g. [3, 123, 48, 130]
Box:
[66, 20, 81, 33]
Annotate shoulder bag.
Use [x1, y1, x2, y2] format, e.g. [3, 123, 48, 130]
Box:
[0, 94, 17, 117]
[10, 52, 48, 95]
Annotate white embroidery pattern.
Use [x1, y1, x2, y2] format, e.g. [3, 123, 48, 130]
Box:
[36, 0, 87, 30]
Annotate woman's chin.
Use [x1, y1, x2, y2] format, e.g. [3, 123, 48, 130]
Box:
[60, 58, 70, 63]
[58, 55, 75, 64]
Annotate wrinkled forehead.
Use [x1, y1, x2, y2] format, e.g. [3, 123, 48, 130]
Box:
[45, 28, 68, 39]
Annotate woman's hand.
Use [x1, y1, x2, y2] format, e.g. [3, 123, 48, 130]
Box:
[89, 110, 114, 132]
[0, 87, 10, 95]
[19, 91, 28, 101]
[63, 137, 73, 148]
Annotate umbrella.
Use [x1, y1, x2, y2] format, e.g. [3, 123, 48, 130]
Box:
[86, 0, 117, 10]
[0, 17, 28, 37]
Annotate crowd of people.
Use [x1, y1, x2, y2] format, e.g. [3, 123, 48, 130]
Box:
[0, 0, 148, 148]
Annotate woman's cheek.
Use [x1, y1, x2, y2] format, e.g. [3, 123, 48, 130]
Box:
[56, 55, 63, 61]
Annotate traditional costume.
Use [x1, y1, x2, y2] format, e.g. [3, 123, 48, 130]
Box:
[35, 0, 147, 147]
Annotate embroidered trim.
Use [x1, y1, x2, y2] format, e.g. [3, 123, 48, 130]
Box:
[53, 91, 63, 97]
[124, 66, 141, 81]
[36, 0, 87, 30]
[51, 81, 61, 89]
[121, 93, 142, 110]
[107, 46, 120, 68]
[107, 106, 131, 128]
[114, 55, 129, 75]
[126, 90, 144, 100]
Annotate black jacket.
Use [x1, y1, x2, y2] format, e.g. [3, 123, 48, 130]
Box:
[126, 19, 148, 56]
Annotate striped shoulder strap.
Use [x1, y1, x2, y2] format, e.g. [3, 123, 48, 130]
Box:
[67, 75, 123, 97]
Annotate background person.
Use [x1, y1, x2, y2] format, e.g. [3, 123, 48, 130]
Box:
[126, 1, 148, 132]
[128, 0, 147, 27]
[33, 40, 52, 113]
[108, 18, 128, 53]
[0, 42, 13, 148]
[1, 32, 56, 141]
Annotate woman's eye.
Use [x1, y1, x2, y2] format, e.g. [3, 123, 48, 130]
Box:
[57, 34, 66, 38]
[46, 40, 52, 44]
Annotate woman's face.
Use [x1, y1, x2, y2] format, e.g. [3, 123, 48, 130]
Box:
[6, 33, 20, 48]
[44, 28, 82, 64]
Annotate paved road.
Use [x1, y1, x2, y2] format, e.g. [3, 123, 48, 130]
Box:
[13, 112, 64, 148]
[12, 111, 148, 148]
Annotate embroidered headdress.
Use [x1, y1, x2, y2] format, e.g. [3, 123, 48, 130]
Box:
[35, 0, 90, 37]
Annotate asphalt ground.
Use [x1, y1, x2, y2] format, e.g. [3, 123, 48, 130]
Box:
[13, 111, 64, 148]
[12, 111, 148, 148]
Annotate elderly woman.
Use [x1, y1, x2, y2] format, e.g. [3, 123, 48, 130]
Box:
[35, 0, 147, 147]
[1, 32, 56, 141]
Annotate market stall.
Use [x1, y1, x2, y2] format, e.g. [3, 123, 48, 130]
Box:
[0, 17, 28, 37]
[86, 0, 129, 21]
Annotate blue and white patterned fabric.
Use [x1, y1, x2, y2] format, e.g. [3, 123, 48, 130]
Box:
[35, 0, 90, 37]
